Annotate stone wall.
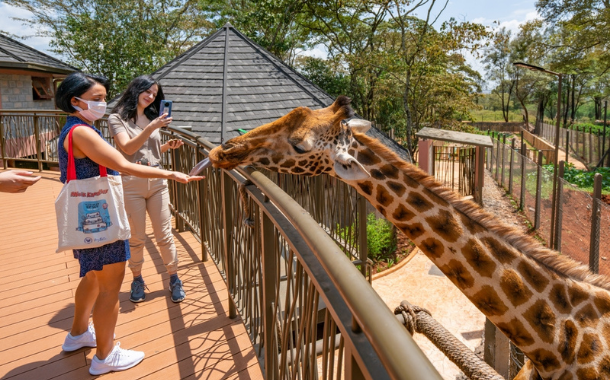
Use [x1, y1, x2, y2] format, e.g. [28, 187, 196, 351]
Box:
[0, 74, 55, 110]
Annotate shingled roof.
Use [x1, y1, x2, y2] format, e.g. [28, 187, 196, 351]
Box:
[0, 34, 76, 74]
[149, 23, 412, 162]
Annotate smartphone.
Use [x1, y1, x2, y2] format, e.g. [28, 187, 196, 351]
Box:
[159, 100, 173, 118]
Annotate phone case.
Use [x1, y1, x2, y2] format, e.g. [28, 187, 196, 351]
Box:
[159, 100, 173, 117]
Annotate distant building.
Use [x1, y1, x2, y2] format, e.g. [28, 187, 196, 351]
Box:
[116, 23, 411, 162]
[0, 34, 76, 110]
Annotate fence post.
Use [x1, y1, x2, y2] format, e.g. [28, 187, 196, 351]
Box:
[358, 193, 368, 278]
[555, 161, 565, 252]
[535, 151, 543, 230]
[484, 318, 510, 379]
[261, 211, 279, 380]
[501, 135, 506, 188]
[520, 142, 526, 211]
[589, 127, 593, 164]
[495, 136, 500, 181]
[197, 148, 209, 262]
[565, 131, 569, 164]
[33, 114, 43, 172]
[0, 114, 6, 169]
[221, 171, 237, 319]
[171, 147, 185, 232]
[509, 139, 515, 195]
[589, 174, 603, 274]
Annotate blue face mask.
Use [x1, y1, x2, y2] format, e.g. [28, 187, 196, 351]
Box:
[74, 97, 107, 121]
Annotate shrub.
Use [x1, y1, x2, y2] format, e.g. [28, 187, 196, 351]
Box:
[366, 213, 397, 262]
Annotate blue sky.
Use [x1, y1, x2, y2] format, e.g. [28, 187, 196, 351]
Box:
[1, 0, 538, 75]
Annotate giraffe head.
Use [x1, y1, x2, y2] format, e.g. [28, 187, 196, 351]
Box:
[208, 96, 372, 180]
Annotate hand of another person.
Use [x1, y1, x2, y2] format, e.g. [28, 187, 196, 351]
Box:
[0, 170, 42, 193]
[168, 171, 204, 184]
[149, 113, 173, 130]
[165, 139, 184, 150]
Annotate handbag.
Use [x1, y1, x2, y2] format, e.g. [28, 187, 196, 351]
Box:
[55, 125, 131, 252]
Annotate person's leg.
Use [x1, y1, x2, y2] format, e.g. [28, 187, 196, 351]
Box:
[91, 261, 125, 359]
[123, 176, 147, 278]
[146, 179, 183, 302]
[146, 179, 178, 275]
[71, 271, 99, 335]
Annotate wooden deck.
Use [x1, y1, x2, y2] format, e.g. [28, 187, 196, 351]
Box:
[0, 170, 263, 380]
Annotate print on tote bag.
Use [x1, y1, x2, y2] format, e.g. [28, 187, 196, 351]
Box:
[77, 200, 112, 234]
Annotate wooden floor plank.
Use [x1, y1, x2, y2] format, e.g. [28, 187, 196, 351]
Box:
[0, 170, 263, 380]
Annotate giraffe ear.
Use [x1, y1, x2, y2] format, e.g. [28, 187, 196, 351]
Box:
[334, 152, 370, 180]
[345, 119, 371, 134]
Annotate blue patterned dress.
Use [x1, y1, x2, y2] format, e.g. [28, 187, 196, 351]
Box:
[58, 116, 130, 277]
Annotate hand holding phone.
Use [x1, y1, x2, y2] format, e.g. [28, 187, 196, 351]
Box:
[159, 100, 173, 118]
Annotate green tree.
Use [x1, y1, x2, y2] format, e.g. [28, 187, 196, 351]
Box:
[483, 27, 515, 122]
[7, 0, 213, 97]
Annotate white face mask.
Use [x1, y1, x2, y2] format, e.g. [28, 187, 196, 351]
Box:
[73, 97, 107, 121]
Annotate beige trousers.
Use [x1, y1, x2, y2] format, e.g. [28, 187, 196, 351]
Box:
[122, 176, 178, 274]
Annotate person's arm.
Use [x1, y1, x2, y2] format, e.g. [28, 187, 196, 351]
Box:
[0, 170, 41, 193]
[160, 139, 184, 154]
[112, 114, 172, 156]
[71, 126, 201, 183]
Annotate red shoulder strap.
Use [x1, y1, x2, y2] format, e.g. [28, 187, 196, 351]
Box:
[66, 125, 108, 182]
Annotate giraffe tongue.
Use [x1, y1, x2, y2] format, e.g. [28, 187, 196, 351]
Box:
[189, 157, 212, 176]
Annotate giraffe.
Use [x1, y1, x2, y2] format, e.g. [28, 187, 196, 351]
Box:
[203, 96, 610, 380]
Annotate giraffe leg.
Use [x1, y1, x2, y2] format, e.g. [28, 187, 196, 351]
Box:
[513, 360, 543, 380]
[239, 181, 255, 228]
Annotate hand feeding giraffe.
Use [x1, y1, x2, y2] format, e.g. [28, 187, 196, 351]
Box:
[200, 96, 610, 380]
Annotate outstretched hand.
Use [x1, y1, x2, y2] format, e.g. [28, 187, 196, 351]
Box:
[169, 171, 204, 184]
[0, 170, 42, 193]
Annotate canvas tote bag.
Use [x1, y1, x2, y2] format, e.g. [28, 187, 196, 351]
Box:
[55, 125, 131, 252]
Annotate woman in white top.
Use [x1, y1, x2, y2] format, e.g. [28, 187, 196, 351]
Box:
[108, 75, 186, 303]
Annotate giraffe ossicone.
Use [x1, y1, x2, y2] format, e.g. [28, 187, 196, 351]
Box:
[206, 96, 610, 380]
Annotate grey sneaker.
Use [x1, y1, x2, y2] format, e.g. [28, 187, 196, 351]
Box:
[130, 277, 147, 303]
[169, 278, 185, 303]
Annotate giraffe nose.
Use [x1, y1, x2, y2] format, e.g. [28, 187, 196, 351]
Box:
[221, 142, 233, 150]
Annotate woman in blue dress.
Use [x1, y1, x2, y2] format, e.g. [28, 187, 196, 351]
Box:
[55, 72, 202, 376]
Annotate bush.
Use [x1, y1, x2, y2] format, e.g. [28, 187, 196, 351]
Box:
[336, 213, 397, 262]
[555, 163, 610, 191]
[366, 213, 397, 262]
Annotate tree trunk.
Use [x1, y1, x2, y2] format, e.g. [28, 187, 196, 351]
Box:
[404, 70, 415, 161]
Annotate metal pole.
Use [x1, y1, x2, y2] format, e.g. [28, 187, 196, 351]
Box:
[589, 174, 603, 274]
[550, 74, 562, 249]
[261, 212, 279, 380]
[221, 171, 237, 319]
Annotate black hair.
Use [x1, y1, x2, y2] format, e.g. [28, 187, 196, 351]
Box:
[55, 72, 110, 113]
[111, 75, 165, 122]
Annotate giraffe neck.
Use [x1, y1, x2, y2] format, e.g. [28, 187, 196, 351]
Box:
[344, 135, 610, 378]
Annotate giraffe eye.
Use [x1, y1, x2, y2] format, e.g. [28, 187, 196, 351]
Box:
[293, 145, 308, 154]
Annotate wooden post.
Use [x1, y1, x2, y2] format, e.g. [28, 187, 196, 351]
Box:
[535, 151, 543, 230]
[565, 131, 569, 164]
[555, 161, 565, 253]
[221, 171, 237, 319]
[520, 142, 526, 211]
[33, 114, 43, 172]
[197, 149, 208, 262]
[509, 139, 515, 195]
[589, 127, 593, 163]
[261, 211, 279, 380]
[501, 135, 506, 187]
[475, 146, 485, 206]
[589, 174, 603, 274]
[358, 193, 368, 277]
[484, 318, 510, 379]
[0, 115, 6, 169]
[495, 137, 501, 181]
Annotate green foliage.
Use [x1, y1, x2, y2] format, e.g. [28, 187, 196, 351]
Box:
[555, 163, 610, 191]
[6, 0, 213, 97]
[297, 57, 350, 98]
[366, 213, 396, 262]
[336, 213, 396, 263]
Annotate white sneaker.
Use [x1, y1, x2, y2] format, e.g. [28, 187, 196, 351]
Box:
[62, 323, 97, 351]
[89, 342, 145, 375]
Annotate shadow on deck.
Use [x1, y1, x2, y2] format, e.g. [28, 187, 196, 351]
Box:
[0, 170, 263, 380]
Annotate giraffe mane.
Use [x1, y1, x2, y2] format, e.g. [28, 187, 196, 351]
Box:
[354, 131, 610, 292]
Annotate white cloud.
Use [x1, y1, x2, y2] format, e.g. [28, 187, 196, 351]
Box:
[296, 44, 328, 59]
[0, 3, 58, 58]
